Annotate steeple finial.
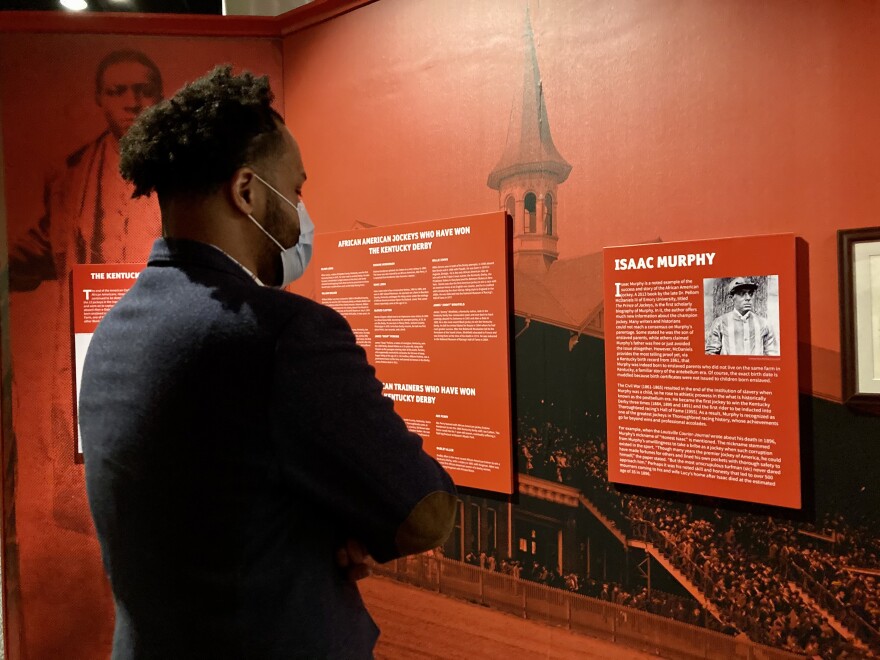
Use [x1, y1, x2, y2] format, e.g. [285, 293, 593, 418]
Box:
[487, 6, 571, 190]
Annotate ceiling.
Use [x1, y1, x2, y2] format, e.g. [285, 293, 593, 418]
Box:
[0, 0, 222, 12]
[0, 0, 314, 15]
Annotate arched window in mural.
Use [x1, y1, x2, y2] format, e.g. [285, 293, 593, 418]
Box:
[524, 192, 537, 233]
[469, 502, 481, 554]
[487, 508, 497, 554]
[505, 195, 515, 222]
[544, 193, 553, 235]
[448, 499, 464, 560]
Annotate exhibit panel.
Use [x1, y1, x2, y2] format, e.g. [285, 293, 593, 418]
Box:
[71, 264, 145, 457]
[604, 234, 800, 508]
[307, 211, 514, 493]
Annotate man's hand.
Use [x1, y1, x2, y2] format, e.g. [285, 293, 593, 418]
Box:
[336, 539, 372, 582]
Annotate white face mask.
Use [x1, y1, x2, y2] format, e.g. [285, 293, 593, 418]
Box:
[247, 173, 314, 288]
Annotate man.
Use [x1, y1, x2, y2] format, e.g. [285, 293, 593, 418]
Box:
[6, 50, 164, 534]
[705, 278, 779, 356]
[9, 49, 164, 288]
[79, 66, 456, 658]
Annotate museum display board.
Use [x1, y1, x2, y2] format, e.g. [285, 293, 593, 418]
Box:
[306, 211, 514, 493]
[604, 234, 800, 507]
[71, 264, 145, 457]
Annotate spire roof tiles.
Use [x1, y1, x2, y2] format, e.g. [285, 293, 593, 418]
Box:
[487, 8, 571, 190]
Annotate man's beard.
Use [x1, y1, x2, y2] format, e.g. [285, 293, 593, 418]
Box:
[263, 193, 299, 286]
[264, 193, 300, 247]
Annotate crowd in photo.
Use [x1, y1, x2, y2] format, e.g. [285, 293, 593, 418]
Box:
[518, 417, 632, 528]
[461, 550, 719, 630]
[735, 513, 880, 636]
[514, 414, 880, 658]
[631, 505, 850, 657]
[793, 549, 879, 632]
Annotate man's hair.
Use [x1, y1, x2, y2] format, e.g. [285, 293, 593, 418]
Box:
[119, 65, 284, 200]
[95, 49, 163, 96]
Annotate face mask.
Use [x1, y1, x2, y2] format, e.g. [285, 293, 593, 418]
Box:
[247, 173, 315, 287]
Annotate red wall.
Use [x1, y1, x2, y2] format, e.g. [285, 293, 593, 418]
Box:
[282, 0, 880, 401]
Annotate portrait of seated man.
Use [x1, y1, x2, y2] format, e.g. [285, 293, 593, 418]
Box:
[705, 277, 780, 356]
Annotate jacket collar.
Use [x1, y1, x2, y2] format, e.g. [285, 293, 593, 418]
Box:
[147, 237, 260, 285]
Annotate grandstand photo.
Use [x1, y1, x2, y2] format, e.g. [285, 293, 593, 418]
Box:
[367, 321, 880, 659]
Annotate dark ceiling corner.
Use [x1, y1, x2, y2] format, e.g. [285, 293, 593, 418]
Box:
[0, 0, 223, 14]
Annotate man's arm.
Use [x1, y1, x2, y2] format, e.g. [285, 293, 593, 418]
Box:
[705, 316, 723, 355]
[9, 137, 107, 291]
[394, 490, 457, 555]
[8, 182, 57, 291]
[272, 303, 456, 563]
[762, 318, 779, 356]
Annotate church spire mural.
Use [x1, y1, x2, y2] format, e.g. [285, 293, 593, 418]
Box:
[487, 5, 572, 272]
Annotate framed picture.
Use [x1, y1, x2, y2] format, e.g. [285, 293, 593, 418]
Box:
[838, 227, 880, 411]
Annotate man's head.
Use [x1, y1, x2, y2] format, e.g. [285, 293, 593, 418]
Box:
[120, 65, 307, 285]
[96, 50, 163, 140]
[728, 278, 758, 315]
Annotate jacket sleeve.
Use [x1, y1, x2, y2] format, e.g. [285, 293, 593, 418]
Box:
[8, 181, 57, 291]
[761, 319, 779, 356]
[271, 302, 457, 563]
[705, 316, 723, 355]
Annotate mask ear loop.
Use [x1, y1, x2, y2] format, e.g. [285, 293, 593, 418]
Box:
[246, 213, 285, 251]
[252, 173, 299, 211]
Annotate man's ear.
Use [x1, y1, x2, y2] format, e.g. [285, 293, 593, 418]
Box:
[229, 168, 258, 217]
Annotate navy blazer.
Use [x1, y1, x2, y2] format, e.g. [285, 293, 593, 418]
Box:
[80, 238, 456, 659]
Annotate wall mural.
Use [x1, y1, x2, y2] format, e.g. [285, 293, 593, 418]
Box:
[2, 1, 880, 658]
[281, 2, 880, 657]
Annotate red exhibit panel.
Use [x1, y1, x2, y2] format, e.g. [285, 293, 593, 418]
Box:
[308, 212, 514, 493]
[72, 263, 144, 334]
[603, 234, 800, 508]
[71, 263, 145, 455]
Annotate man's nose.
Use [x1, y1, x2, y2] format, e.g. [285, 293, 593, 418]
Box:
[123, 89, 144, 111]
